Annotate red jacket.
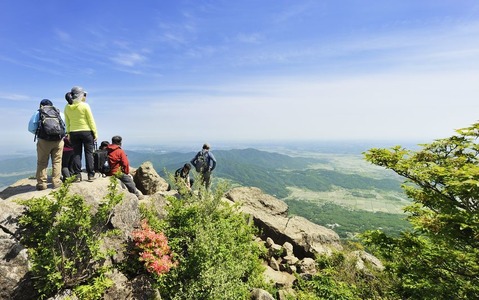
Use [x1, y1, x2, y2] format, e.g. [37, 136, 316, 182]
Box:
[106, 144, 130, 175]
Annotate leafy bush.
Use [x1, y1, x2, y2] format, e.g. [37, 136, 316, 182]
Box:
[293, 248, 391, 300]
[17, 177, 123, 299]
[140, 180, 271, 299]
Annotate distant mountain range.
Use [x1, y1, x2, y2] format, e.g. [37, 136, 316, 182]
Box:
[1, 148, 401, 199]
[0, 147, 409, 237]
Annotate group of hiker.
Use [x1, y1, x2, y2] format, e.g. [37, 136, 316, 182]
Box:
[28, 86, 217, 198]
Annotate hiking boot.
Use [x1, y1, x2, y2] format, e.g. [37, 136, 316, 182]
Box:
[87, 175, 97, 182]
[74, 174, 82, 182]
[36, 184, 47, 191]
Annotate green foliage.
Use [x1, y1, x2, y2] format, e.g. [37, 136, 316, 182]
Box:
[17, 177, 123, 299]
[73, 273, 114, 300]
[363, 122, 479, 299]
[141, 180, 270, 300]
[294, 250, 390, 300]
[285, 199, 411, 238]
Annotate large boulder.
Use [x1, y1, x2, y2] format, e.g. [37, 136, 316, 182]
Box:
[226, 187, 342, 258]
[133, 161, 169, 195]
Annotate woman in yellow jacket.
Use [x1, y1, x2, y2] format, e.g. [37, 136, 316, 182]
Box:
[64, 86, 98, 181]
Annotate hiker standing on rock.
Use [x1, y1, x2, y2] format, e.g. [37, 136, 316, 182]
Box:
[28, 99, 66, 190]
[191, 143, 217, 189]
[64, 86, 98, 182]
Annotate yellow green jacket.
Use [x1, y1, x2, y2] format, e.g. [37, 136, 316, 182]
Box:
[64, 101, 98, 139]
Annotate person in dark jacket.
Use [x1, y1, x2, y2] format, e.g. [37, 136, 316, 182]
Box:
[190, 143, 217, 189]
[175, 163, 194, 192]
[105, 135, 143, 199]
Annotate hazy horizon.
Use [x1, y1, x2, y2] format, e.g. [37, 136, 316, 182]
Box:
[1, 138, 425, 158]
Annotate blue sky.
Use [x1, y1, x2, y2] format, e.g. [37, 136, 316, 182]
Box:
[1, 0, 479, 154]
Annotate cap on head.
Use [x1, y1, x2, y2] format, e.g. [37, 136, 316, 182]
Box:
[40, 99, 53, 107]
[100, 141, 110, 149]
[112, 135, 122, 145]
[203, 143, 210, 150]
[70, 86, 87, 99]
[184, 163, 191, 170]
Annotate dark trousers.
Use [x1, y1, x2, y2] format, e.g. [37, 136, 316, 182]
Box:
[201, 170, 212, 189]
[119, 173, 139, 195]
[70, 131, 95, 177]
[62, 150, 74, 181]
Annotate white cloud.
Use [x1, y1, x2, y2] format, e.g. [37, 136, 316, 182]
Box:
[110, 52, 146, 67]
[236, 33, 263, 44]
[0, 93, 30, 101]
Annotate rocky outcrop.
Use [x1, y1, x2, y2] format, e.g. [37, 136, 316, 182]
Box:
[0, 175, 154, 300]
[225, 187, 343, 258]
[133, 161, 169, 195]
[1, 167, 383, 300]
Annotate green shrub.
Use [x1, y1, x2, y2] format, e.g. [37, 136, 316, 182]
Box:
[17, 177, 123, 299]
[140, 180, 271, 300]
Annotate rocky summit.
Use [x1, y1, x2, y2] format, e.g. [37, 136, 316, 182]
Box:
[0, 162, 382, 300]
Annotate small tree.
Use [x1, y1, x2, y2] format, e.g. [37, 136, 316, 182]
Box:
[362, 122, 479, 299]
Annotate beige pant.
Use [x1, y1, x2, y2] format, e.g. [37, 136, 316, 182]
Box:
[36, 138, 64, 189]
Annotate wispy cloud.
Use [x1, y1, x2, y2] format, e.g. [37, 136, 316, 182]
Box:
[110, 52, 147, 67]
[236, 32, 263, 44]
[54, 29, 71, 42]
[0, 93, 30, 101]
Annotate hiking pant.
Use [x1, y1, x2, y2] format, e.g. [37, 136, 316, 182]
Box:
[118, 173, 141, 196]
[36, 138, 64, 189]
[201, 170, 212, 189]
[70, 131, 95, 178]
[62, 149, 74, 181]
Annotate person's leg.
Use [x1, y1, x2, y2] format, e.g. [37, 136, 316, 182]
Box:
[83, 131, 95, 179]
[35, 139, 49, 190]
[69, 132, 83, 180]
[62, 150, 73, 181]
[51, 139, 64, 188]
[119, 174, 143, 199]
[203, 170, 211, 189]
[119, 173, 138, 194]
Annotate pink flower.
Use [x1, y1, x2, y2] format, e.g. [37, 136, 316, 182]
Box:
[132, 219, 177, 276]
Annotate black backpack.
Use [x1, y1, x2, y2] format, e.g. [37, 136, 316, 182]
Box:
[93, 149, 110, 175]
[194, 151, 208, 172]
[36, 106, 66, 141]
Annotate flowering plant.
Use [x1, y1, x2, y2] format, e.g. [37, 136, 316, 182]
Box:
[132, 219, 177, 276]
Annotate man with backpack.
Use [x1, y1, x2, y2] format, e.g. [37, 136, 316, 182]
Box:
[190, 143, 217, 189]
[28, 99, 66, 190]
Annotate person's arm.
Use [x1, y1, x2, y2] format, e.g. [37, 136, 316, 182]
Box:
[64, 105, 70, 134]
[190, 152, 198, 166]
[209, 152, 217, 171]
[120, 150, 130, 174]
[83, 103, 98, 140]
[186, 174, 191, 188]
